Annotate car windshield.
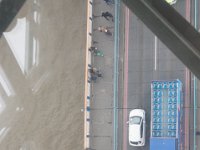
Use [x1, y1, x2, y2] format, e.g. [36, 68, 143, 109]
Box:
[130, 116, 142, 124]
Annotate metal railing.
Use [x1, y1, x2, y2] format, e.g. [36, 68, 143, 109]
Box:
[84, 0, 93, 149]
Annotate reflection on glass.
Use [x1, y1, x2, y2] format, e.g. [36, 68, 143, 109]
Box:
[0, 66, 15, 97]
[3, 17, 39, 75]
[32, 37, 39, 66]
[3, 18, 27, 74]
[16, 107, 24, 112]
[33, 11, 40, 24]
[0, 127, 10, 143]
[32, 72, 50, 94]
[0, 95, 5, 114]
[20, 141, 37, 150]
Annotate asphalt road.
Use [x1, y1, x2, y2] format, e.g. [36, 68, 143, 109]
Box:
[120, 1, 188, 150]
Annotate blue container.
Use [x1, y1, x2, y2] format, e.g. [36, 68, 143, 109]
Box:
[151, 79, 183, 150]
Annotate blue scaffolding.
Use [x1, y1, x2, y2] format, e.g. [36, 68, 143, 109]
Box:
[150, 79, 183, 150]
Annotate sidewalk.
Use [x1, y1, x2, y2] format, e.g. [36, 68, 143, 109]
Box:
[89, 1, 115, 150]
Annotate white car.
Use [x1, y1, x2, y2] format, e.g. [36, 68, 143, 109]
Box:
[128, 109, 146, 146]
[165, 0, 177, 5]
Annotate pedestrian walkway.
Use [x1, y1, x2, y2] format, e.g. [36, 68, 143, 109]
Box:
[89, 0, 115, 150]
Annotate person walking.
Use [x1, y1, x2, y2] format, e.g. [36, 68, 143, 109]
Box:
[88, 46, 104, 56]
[98, 26, 112, 36]
[89, 46, 98, 53]
[89, 67, 98, 74]
[90, 75, 97, 82]
[101, 11, 114, 21]
[89, 67, 103, 78]
[98, 26, 109, 32]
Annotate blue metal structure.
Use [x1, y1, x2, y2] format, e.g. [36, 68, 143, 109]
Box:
[150, 79, 183, 150]
[150, 138, 177, 150]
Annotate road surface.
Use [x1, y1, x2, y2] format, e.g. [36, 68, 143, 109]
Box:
[120, 1, 189, 150]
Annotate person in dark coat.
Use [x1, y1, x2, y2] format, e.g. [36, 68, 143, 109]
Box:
[89, 67, 103, 78]
[89, 46, 98, 53]
[101, 11, 114, 21]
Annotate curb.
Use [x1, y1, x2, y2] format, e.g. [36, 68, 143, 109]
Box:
[84, 0, 93, 149]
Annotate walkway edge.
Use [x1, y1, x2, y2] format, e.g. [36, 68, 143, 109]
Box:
[84, 0, 93, 149]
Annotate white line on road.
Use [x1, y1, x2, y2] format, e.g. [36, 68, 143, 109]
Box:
[154, 36, 157, 70]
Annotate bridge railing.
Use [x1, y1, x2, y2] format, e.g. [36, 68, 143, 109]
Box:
[84, 0, 93, 149]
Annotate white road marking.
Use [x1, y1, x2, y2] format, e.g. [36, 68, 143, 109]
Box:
[154, 36, 157, 70]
